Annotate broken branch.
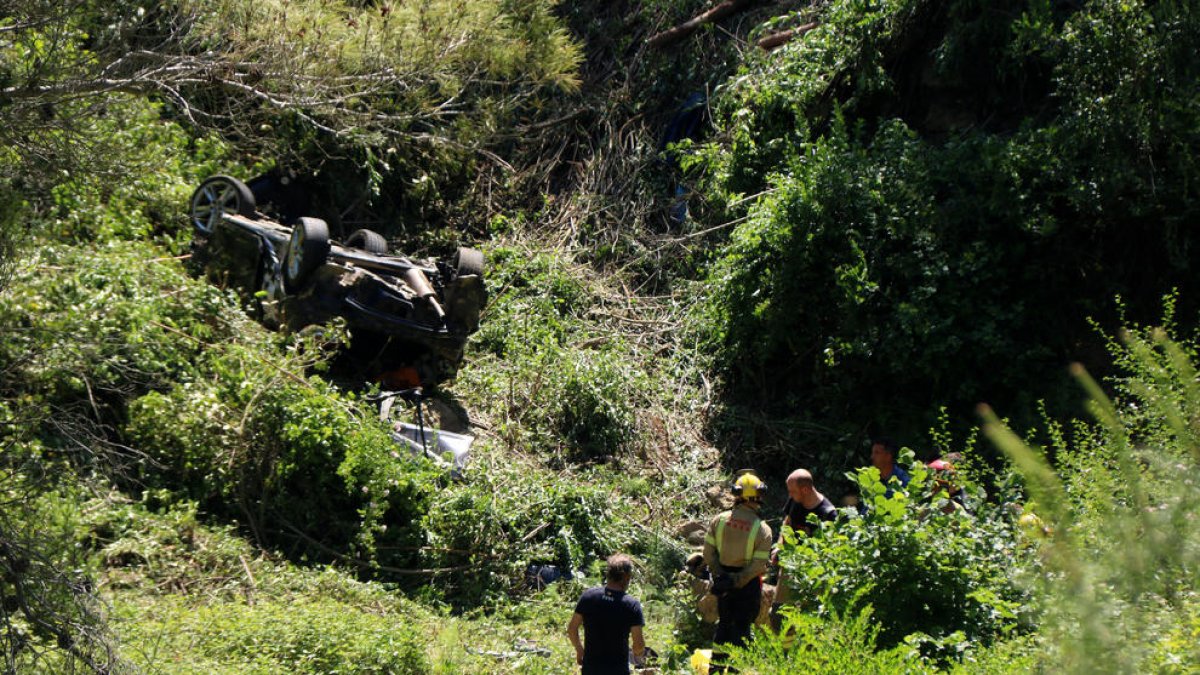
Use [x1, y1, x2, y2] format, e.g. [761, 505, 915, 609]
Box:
[757, 21, 819, 51]
[647, 0, 758, 50]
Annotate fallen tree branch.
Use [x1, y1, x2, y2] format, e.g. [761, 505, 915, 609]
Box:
[647, 0, 758, 50]
[757, 21, 819, 50]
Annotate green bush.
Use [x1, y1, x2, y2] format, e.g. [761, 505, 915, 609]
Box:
[416, 454, 631, 607]
[0, 478, 121, 671]
[777, 461, 1035, 653]
[0, 238, 451, 584]
[115, 596, 429, 674]
[471, 246, 592, 359]
[41, 98, 232, 245]
[0, 240, 262, 407]
[553, 348, 640, 458]
[461, 245, 646, 460]
[127, 370, 447, 574]
[724, 605, 926, 674]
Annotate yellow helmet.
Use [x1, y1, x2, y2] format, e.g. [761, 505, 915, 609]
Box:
[732, 470, 766, 500]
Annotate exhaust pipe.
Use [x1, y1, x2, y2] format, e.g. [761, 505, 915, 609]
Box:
[403, 267, 446, 321]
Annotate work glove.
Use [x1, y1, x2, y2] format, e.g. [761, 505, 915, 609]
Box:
[710, 573, 735, 596]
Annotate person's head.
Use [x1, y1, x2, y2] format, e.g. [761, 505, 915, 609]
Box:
[870, 438, 898, 472]
[928, 458, 958, 495]
[928, 458, 953, 473]
[786, 468, 815, 502]
[732, 470, 766, 507]
[605, 553, 633, 587]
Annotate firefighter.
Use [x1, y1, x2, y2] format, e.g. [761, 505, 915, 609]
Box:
[702, 470, 773, 647]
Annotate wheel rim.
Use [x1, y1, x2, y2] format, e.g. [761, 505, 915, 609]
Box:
[192, 181, 241, 234]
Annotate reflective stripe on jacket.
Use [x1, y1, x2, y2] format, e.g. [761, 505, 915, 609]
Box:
[703, 504, 772, 579]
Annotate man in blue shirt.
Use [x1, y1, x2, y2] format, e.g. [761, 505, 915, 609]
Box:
[871, 437, 910, 497]
[567, 554, 646, 674]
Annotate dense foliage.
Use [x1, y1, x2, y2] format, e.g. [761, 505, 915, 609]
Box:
[0, 0, 583, 245]
[778, 462, 1034, 654]
[2, 0, 1200, 672]
[694, 0, 1200, 459]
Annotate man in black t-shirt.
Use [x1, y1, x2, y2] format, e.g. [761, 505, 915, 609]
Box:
[567, 554, 646, 674]
[773, 469, 838, 609]
[781, 468, 837, 537]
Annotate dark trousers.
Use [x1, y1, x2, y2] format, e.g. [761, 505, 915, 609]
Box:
[581, 663, 629, 675]
[714, 576, 761, 647]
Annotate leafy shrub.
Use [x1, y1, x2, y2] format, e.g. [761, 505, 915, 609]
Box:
[471, 246, 592, 359]
[127, 368, 447, 574]
[416, 454, 631, 607]
[42, 97, 233, 245]
[0, 240, 262, 405]
[0, 478, 121, 672]
[0, 239, 451, 585]
[462, 245, 646, 460]
[946, 635, 1039, 675]
[115, 596, 429, 674]
[553, 348, 640, 458]
[777, 461, 1035, 653]
[724, 605, 925, 674]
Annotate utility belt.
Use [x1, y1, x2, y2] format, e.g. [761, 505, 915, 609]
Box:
[721, 565, 744, 573]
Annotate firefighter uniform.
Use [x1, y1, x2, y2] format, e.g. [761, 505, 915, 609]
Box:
[702, 473, 773, 647]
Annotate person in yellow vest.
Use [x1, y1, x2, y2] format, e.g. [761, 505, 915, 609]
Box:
[702, 470, 773, 647]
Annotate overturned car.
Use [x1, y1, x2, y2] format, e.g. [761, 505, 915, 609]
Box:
[189, 175, 486, 389]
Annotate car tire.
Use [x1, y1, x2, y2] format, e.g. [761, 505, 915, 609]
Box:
[345, 229, 388, 255]
[284, 217, 330, 290]
[189, 176, 256, 235]
[453, 247, 485, 277]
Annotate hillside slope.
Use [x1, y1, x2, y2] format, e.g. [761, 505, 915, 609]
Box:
[1, 0, 1199, 673]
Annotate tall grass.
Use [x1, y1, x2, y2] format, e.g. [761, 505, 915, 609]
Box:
[982, 325, 1200, 673]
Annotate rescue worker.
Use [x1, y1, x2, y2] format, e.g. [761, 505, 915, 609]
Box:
[703, 470, 773, 647]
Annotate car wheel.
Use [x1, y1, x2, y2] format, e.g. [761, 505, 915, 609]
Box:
[453, 247, 484, 277]
[189, 176, 256, 235]
[345, 229, 388, 255]
[284, 217, 330, 290]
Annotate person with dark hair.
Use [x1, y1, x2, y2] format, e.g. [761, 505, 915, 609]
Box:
[703, 471, 773, 647]
[567, 554, 646, 674]
[870, 437, 910, 497]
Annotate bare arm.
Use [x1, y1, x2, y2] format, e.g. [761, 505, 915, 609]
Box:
[631, 625, 646, 665]
[702, 516, 723, 574]
[566, 612, 584, 665]
[774, 512, 792, 563]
